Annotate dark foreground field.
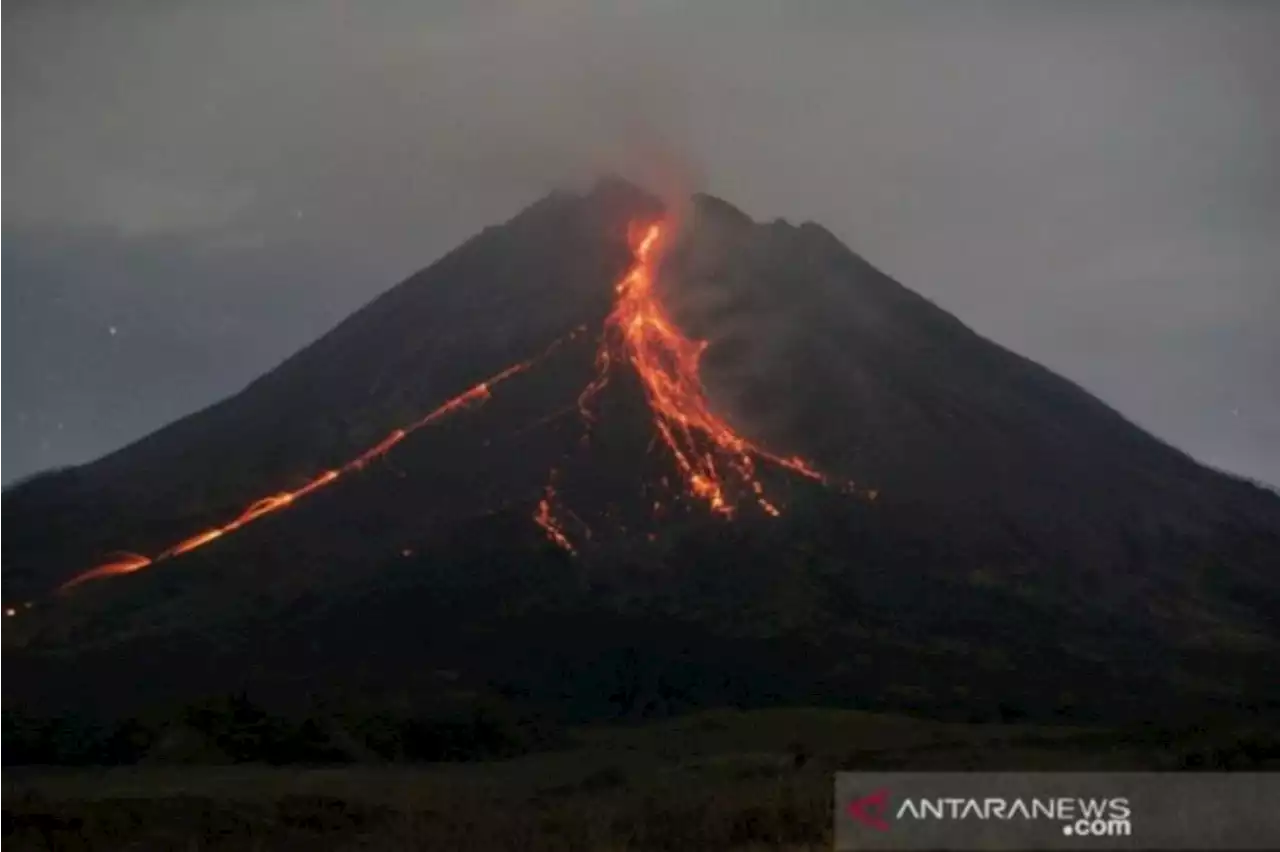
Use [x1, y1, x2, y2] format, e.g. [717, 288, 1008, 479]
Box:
[6, 708, 1276, 851]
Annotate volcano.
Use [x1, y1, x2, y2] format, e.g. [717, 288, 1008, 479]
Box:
[4, 178, 1279, 727]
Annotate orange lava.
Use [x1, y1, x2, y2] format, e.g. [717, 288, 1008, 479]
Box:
[52, 213, 855, 591]
[57, 338, 571, 593]
[533, 482, 576, 555]
[536, 218, 837, 552]
[58, 552, 153, 591]
[598, 221, 826, 508]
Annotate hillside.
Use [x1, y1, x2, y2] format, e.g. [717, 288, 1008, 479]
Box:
[4, 178, 1278, 727]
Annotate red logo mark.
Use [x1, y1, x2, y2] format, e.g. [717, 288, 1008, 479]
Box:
[847, 788, 891, 831]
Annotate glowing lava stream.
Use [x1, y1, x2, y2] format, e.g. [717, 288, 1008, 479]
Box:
[54, 216, 854, 592]
[535, 219, 840, 551]
[534, 483, 576, 555]
[59, 336, 579, 593]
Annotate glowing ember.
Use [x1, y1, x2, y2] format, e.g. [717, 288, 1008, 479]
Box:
[533, 481, 576, 554]
[58, 552, 153, 591]
[57, 334, 578, 593]
[537, 218, 838, 551]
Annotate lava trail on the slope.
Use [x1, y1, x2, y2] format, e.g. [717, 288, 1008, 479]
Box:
[58, 332, 583, 592]
[534, 220, 861, 551]
[55, 215, 864, 595]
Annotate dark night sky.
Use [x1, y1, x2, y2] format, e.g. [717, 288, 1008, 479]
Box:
[4, 1, 1278, 486]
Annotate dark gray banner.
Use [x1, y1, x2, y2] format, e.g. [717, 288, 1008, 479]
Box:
[835, 772, 1280, 850]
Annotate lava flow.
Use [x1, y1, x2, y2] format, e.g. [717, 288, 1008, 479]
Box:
[533, 482, 576, 555]
[535, 219, 842, 551]
[58, 337, 576, 593]
[52, 213, 855, 594]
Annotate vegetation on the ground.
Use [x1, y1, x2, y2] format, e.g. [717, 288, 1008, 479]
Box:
[5, 706, 1278, 850]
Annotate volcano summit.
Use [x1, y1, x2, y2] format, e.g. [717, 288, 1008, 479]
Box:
[4, 179, 1278, 726]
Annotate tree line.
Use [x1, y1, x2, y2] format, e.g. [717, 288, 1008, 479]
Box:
[3, 693, 559, 766]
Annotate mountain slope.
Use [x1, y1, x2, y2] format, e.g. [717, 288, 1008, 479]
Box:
[2, 180, 661, 597]
[4, 178, 1278, 726]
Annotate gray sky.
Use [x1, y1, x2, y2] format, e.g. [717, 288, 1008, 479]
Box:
[4, 0, 1278, 486]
